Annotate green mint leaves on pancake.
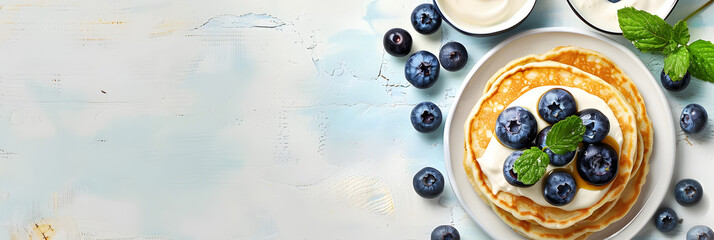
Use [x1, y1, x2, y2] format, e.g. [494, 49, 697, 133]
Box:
[546, 115, 587, 155]
[618, 7, 714, 82]
[513, 116, 585, 185]
[513, 147, 549, 185]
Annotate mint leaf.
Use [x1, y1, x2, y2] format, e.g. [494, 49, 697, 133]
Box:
[618, 7, 673, 52]
[663, 40, 679, 55]
[513, 147, 550, 185]
[689, 39, 714, 82]
[546, 115, 586, 155]
[664, 46, 691, 81]
[673, 20, 690, 45]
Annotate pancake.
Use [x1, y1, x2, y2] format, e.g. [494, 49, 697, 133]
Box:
[464, 61, 639, 229]
[476, 47, 653, 239]
[488, 150, 648, 239]
[483, 46, 653, 182]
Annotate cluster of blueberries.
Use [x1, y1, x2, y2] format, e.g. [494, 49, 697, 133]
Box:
[498, 88, 617, 206]
[385, 3, 465, 240]
[655, 72, 711, 239]
[390, 4, 711, 239]
[661, 71, 709, 134]
[412, 167, 460, 240]
[652, 178, 710, 239]
[383, 4, 468, 134]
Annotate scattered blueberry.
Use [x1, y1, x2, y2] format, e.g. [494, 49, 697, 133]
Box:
[413, 167, 444, 198]
[383, 28, 413, 57]
[578, 109, 610, 144]
[538, 88, 577, 124]
[536, 126, 576, 166]
[660, 70, 691, 91]
[439, 42, 468, 72]
[405, 51, 440, 89]
[577, 143, 618, 186]
[675, 179, 703, 206]
[681, 103, 708, 134]
[495, 106, 538, 149]
[608, 0, 621, 3]
[687, 225, 714, 240]
[410, 102, 442, 133]
[411, 3, 442, 35]
[431, 225, 460, 240]
[653, 207, 679, 233]
[543, 171, 577, 206]
[503, 151, 535, 187]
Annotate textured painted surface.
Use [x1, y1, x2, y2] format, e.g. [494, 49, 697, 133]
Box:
[0, 0, 712, 239]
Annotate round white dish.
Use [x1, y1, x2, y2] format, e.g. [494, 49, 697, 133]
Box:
[566, 0, 679, 34]
[443, 27, 675, 239]
[433, 0, 536, 36]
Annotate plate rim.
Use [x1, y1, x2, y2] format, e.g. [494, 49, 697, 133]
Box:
[442, 27, 675, 239]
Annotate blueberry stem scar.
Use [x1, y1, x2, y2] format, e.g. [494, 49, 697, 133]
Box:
[418, 62, 431, 76]
[421, 13, 431, 24]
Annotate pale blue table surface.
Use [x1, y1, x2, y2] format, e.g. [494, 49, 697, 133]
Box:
[0, 0, 712, 239]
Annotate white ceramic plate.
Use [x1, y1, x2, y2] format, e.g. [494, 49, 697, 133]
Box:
[443, 27, 675, 239]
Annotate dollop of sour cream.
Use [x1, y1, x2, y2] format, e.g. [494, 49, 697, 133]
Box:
[477, 86, 623, 211]
[440, 0, 528, 27]
[570, 0, 667, 33]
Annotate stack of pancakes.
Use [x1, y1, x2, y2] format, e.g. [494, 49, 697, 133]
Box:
[463, 46, 653, 239]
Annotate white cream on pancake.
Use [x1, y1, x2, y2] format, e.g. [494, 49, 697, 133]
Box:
[478, 86, 623, 211]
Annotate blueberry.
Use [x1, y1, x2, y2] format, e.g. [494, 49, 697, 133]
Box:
[383, 28, 413, 57]
[502, 151, 536, 187]
[538, 88, 577, 124]
[543, 171, 577, 206]
[578, 109, 610, 143]
[495, 106, 538, 149]
[410, 102, 442, 133]
[439, 42, 468, 72]
[413, 167, 444, 198]
[687, 225, 714, 240]
[608, 0, 621, 2]
[653, 207, 679, 233]
[681, 104, 708, 134]
[536, 126, 576, 166]
[405, 51, 440, 89]
[431, 225, 460, 240]
[660, 70, 691, 91]
[576, 143, 618, 186]
[411, 3, 442, 35]
[675, 179, 703, 206]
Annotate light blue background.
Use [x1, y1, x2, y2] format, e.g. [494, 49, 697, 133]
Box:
[0, 0, 712, 239]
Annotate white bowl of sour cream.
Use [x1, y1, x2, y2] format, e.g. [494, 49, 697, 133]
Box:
[567, 0, 679, 34]
[433, 0, 537, 36]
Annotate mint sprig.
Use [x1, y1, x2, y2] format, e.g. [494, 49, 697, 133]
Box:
[664, 46, 690, 81]
[513, 115, 585, 185]
[689, 40, 714, 81]
[513, 147, 549, 185]
[546, 115, 587, 155]
[618, 7, 714, 82]
[617, 7, 672, 52]
[672, 20, 690, 46]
